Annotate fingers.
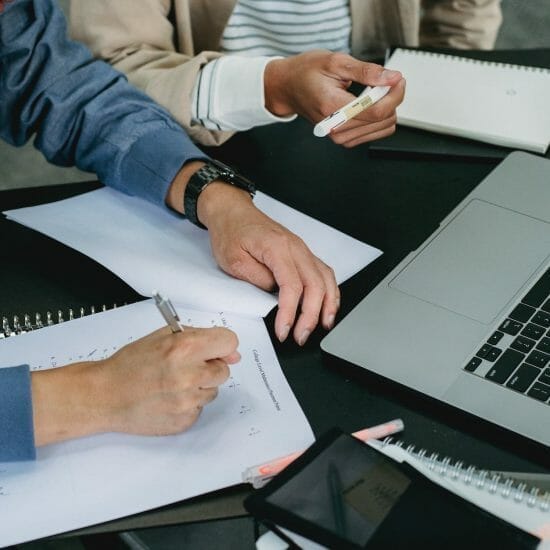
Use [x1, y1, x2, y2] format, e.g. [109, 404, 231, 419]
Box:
[177, 326, 239, 365]
[273, 256, 304, 343]
[291, 258, 340, 346]
[330, 78, 406, 147]
[205, 192, 340, 345]
[220, 350, 242, 365]
[324, 52, 402, 87]
[221, 253, 277, 292]
[331, 116, 397, 147]
[261, 236, 339, 345]
[194, 358, 231, 389]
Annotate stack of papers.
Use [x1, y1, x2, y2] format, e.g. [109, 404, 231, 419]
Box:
[1, 188, 382, 545]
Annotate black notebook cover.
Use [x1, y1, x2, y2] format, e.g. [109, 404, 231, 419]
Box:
[245, 429, 539, 549]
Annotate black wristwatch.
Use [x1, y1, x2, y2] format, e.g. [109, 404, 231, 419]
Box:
[184, 159, 256, 229]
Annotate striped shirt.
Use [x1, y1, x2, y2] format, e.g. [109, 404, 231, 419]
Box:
[191, 0, 352, 132]
[220, 0, 351, 57]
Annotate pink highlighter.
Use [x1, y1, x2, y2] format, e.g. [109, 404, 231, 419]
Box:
[242, 418, 405, 488]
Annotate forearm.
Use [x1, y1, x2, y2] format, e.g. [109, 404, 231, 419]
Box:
[70, 0, 232, 146]
[0, 0, 208, 207]
[31, 363, 109, 447]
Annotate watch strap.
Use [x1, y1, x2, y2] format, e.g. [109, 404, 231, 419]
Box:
[183, 160, 256, 229]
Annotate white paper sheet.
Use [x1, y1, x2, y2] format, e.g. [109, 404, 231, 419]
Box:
[4, 188, 381, 317]
[0, 301, 314, 547]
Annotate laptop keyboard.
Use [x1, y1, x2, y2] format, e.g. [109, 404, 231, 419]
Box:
[463, 267, 550, 405]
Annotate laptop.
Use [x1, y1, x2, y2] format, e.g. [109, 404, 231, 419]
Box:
[321, 152, 550, 447]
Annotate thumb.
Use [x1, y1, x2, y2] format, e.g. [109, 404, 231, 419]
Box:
[328, 54, 402, 87]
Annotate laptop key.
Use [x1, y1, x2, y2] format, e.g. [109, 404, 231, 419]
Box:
[542, 298, 550, 314]
[485, 347, 502, 362]
[488, 331, 504, 345]
[539, 368, 550, 385]
[525, 349, 550, 369]
[522, 323, 545, 340]
[476, 344, 492, 359]
[485, 349, 523, 384]
[522, 268, 550, 308]
[506, 364, 540, 393]
[499, 319, 523, 336]
[509, 303, 536, 323]
[510, 335, 536, 354]
[532, 311, 550, 328]
[537, 336, 550, 354]
[527, 382, 550, 403]
[464, 357, 482, 372]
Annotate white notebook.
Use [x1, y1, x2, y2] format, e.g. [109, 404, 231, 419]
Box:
[385, 48, 550, 154]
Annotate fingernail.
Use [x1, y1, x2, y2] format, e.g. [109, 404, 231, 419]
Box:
[278, 324, 291, 342]
[382, 69, 400, 79]
[298, 329, 311, 346]
[325, 314, 335, 330]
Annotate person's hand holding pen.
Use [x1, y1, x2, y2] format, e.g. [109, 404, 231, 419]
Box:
[264, 50, 405, 148]
[31, 298, 240, 447]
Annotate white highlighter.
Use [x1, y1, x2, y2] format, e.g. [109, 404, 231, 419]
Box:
[313, 85, 391, 137]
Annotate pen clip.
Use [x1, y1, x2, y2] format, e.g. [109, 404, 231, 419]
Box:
[165, 297, 179, 320]
[152, 291, 183, 333]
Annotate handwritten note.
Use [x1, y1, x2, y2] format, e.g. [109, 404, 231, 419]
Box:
[0, 301, 314, 546]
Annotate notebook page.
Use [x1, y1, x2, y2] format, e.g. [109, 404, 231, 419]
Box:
[386, 49, 550, 153]
[0, 301, 314, 547]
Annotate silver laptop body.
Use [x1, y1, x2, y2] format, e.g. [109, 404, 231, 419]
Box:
[321, 152, 550, 446]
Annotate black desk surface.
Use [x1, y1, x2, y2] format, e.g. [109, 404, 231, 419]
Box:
[2, 112, 549, 541]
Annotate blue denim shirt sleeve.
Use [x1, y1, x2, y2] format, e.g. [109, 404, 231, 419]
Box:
[0, 0, 208, 207]
[0, 365, 36, 461]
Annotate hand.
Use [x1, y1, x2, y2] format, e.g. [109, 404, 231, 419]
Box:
[264, 50, 406, 148]
[197, 182, 340, 346]
[31, 326, 240, 446]
[166, 161, 340, 345]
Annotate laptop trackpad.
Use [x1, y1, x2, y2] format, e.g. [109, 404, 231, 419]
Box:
[390, 199, 550, 324]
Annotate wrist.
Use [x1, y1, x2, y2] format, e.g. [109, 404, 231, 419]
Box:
[31, 362, 109, 446]
[168, 159, 256, 229]
[264, 58, 295, 117]
[198, 182, 253, 229]
[165, 160, 205, 215]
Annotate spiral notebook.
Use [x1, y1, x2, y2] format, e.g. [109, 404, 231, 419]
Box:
[1, 303, 121, 337]
[246, 429, 548, 549]
[385, 48, 550, 154]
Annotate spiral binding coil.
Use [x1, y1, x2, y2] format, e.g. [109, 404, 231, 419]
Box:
[399, 48, 550, 74]
[0, 304, 120, 338]
[382, 437, 550, 512]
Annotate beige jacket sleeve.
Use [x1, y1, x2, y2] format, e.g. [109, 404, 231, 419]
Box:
[70, 0, 233, 146]
[420, 0, 503, 49]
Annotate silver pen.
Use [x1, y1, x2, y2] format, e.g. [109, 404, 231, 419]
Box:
[152, 291, 184, 333]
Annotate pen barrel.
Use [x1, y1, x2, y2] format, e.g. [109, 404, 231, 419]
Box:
[343, 96, 373, 119]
